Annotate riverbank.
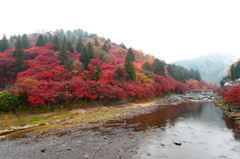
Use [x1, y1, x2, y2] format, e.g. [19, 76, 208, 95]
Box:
[0, 95, 182, 140]
[214, 97, 240, 128]
[1, 98, 239, 159]
[0, 93, 215, 140]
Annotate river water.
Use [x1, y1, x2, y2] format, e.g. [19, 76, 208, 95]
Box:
[120, 102, 240, 159]
[1, 101, 240, 159]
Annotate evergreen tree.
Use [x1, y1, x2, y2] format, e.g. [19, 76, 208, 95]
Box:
[108, 44, 112, 50]
[115, 67, 123, 81]
[142, 62, 153, 71]
[66, 40, 74, 53]
[94, 38, 99, 46]
[152, 58, 165, 77]
[107, 38, 111, 42]
[189, 68, 195, 79]
[12, 39, 25, 72]
[84, 31, 88, 37]
[44, 36, 49, 43]
[127, 48, 135, 61]
[64, 59, 73, 71]
[48, 33, 53, 43]
[9, 36, 14, 43]
[92, 65, 102, 81]
[80, 46, 90, 69]
[0, 35, 10, 52]
[235, 62, 240, 80]
[230, 64, 235, 80]
[87, 42, 94, 59]
[124, 49, 136, 80]
[119, 43, 127, 49]
[63, 35, 67, 43]
[21, 34, 30, 49]
[35, 35, 46, 46]
[76, 37, 84, 52]
[194, 70, 201, 81]
[167, 64, 177, 79]
[102, 43, 108, 52]
[17, 35, 21, 39]
[57, 42, 68, 65]
[52, 36, 61, 51]
[71, 35, 77, 44]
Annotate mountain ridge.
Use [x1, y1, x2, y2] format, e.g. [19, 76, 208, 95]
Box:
[174, 52, 240, 84]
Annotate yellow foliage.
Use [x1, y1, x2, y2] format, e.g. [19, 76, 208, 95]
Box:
[135, 72, 153, 87]
[22, 78, 38, 83]
[113, 48, 126, 55]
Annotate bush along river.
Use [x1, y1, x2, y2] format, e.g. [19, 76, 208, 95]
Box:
[0, 94, 240, 159]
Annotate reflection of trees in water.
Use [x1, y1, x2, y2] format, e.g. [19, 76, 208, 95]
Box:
[124, 102, 208, 131]
[223, 115, 240, 140]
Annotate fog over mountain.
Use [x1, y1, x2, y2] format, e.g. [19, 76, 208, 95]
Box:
[174, 52, 240, 84]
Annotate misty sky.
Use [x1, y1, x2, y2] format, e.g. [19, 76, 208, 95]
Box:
[1, 0, 240, 63]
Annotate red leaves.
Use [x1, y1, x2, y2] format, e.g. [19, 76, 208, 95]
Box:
[221, 86, 240, 106]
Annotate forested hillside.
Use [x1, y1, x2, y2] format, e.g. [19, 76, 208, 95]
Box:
[0, 28, 209, 109]
[174, 52, 240, 84]
[220, 59, 240, 86]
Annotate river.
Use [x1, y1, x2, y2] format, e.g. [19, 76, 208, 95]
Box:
[1, 101, 240, 159]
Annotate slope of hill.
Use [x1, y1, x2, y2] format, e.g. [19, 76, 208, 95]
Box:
[0, 28, 209, 108]
[174, 52, 240, 84]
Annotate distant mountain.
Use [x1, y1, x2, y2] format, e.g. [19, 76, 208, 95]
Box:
[174, 52, 240, 84]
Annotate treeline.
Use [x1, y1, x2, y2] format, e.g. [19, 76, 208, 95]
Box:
[230, 61, 240, 81]
[220, 60, 240, 86]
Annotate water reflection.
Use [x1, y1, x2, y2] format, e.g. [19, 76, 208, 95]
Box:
[124, 102, 240, 159]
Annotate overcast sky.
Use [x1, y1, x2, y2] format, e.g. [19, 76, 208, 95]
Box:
[1, 0, 240, 63]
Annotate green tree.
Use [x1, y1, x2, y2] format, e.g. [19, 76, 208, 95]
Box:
[119, 43, 127, 49]
[167, 64, 177, 79]
[92, 65, 102, 81]
[230, 64, 235, 80]
[194, 70, 201, 81]
[189, 68, 195, 79]
[152, 58, 165, 77]
[80, 46, 90, 69]
[115, 67, 123, 81]
[21, 34, 30, 49]
[94, 38, 99, 46]
[52, 36, 61, 51]
[107, 38, 111, 42]
[58, 42, 68, 65]
[124, 49, 136, 80]
[76, 37, 84, 52]
[87, 42, 94, 59]
[71, 35, 77, 44]
[35, 35, 46, 46]
[102, 43, 108, 52]
[234, 62, 240, 80]
[66, 40, 74, 53]
[48, 33, 53, 43]
[0, 91, 19, 112]
[142, 62, 153, 71]
[0, 35, 10, 52]
[127, 48, 135, 61]
[63, 35, 67, 43]
[64, 59, 73, 71]
[108, 44, 112, 50]
[13, 39, 25, 72]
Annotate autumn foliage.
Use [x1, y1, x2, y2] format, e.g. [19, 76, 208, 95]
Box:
[221, 86, 240, 106]
[0, 29, 210, 108]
